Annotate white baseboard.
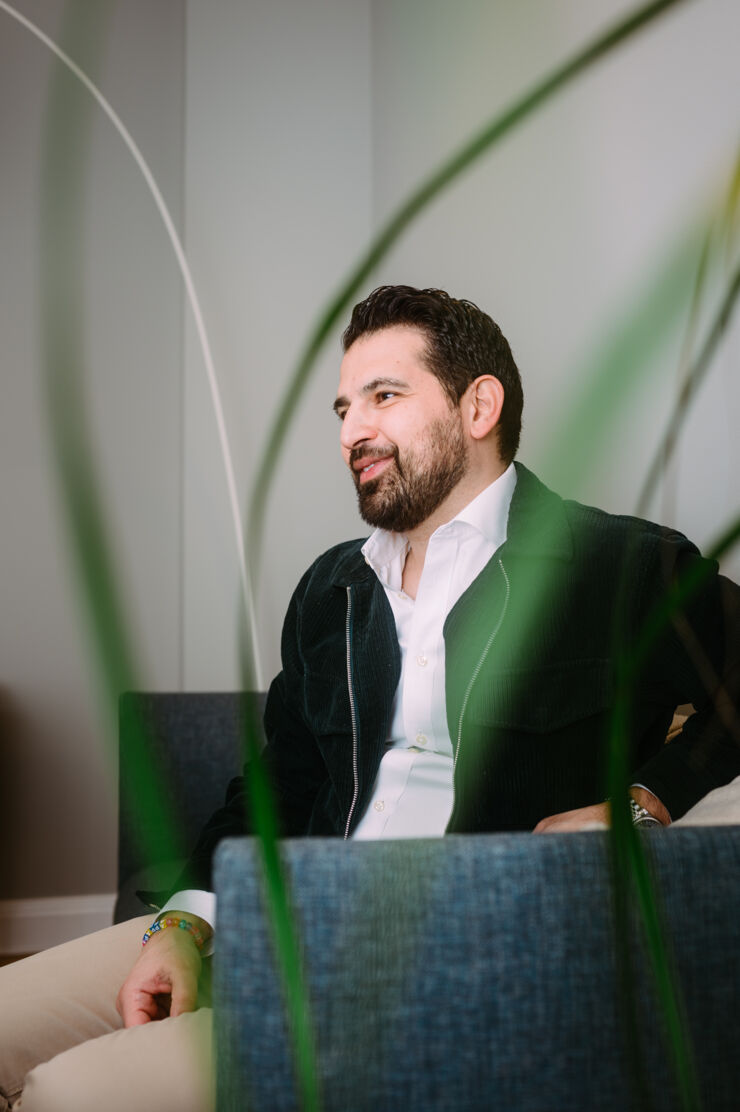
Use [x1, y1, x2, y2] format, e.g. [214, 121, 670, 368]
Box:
[0, 893, 117, 954]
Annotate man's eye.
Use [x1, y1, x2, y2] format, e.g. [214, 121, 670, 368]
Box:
[378, 391, 397, 402]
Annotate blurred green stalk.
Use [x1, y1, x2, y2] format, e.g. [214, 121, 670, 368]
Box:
[38, 2, 182, 877]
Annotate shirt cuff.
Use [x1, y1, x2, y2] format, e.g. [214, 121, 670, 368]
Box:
[157, 889, 217, 957]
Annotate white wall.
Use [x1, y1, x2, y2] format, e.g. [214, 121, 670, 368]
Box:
[368, 0, 739, 571]
[182, 0, 372, 689]
[0, 0, 185, 900]
[0, 0, 737, 923]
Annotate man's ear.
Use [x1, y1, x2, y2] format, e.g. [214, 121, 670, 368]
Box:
[464, 375, 505, 441]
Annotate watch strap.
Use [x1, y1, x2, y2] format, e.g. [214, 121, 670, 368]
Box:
[630, 796, 662, 827]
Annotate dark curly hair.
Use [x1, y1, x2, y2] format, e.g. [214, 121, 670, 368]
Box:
[342, 285, 523, 464]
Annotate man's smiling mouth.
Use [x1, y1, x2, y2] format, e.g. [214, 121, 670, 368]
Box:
[351, 452, 395, 484]
[358, 458, 392, 483]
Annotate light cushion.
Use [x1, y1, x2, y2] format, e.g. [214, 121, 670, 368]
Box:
[672, 775, 740, 826]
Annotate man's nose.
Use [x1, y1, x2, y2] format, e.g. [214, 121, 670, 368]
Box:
[339, 405, 377, 452]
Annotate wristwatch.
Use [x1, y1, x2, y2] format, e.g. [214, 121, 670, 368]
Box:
[630, 796, 662, 827]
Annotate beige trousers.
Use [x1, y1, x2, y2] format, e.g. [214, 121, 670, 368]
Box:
[0, 915, 214, 1112]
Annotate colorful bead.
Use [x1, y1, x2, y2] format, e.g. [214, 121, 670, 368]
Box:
[142, 914, 206, 949]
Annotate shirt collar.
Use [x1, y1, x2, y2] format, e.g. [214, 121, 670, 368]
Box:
[361, 526, 409, 592]
[439, 460, 517, 550]
[361, 462, 517, 590]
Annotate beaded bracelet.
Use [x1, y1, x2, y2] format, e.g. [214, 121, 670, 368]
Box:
[141, 915, 205, 949]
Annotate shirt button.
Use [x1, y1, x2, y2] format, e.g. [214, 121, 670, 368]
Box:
[374, 800, 385, 812]
[416, 654, 428, 667]
[415, 733, 428, 746]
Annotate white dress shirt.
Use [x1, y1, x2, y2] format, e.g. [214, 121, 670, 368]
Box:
[353, 463, 517, 838]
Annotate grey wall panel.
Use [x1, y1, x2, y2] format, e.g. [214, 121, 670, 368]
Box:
[0, 0, 185, 898]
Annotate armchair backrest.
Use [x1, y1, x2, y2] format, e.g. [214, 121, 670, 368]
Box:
[116, 691, 265, 921]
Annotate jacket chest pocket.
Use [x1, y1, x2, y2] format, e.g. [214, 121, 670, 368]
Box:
[466, 659, 612, 734]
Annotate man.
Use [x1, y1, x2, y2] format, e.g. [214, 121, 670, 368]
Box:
[2, 285, 738, 1111]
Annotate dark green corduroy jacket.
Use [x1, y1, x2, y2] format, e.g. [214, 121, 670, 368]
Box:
[184, 464, 740, 890]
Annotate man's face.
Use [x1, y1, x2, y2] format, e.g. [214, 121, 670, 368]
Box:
[334, 326, 468, 533]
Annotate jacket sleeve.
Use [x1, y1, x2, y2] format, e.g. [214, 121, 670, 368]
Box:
[163, 569, 329, 895]
[630, 531, 740, 819]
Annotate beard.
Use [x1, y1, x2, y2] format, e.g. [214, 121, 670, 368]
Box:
[351, 411, 468, 533]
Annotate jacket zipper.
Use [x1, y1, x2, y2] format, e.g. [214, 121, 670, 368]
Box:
[343, 585, 360, 838]
[453, 558, 510, 775]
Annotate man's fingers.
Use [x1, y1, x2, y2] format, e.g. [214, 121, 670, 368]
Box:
[117, 969, 187, 1026]
[117, 982, 165, 1026]
[117, 988, 151, 1027]
[123, 1003, 157, 1027]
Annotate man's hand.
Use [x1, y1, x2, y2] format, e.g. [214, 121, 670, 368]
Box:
[534, 788, 670, 833]
[116, 915, 209, 1028]
[533, 802, 610, 833]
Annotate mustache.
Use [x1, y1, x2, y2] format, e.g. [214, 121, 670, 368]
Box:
[348, 444, 400, 470]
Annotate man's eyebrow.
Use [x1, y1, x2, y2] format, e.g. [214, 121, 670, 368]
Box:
[332, 377, 409, 414]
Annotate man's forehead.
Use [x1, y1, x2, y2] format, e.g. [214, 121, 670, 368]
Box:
[336, 326, 433, 396]
[343, 323, 428, 365]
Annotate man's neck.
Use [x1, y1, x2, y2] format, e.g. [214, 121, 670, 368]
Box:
[401, 545, 424, 599]
[400, 461, 508, 598]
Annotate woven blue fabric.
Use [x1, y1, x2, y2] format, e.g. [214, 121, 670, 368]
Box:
[213, 828, 740, 1111]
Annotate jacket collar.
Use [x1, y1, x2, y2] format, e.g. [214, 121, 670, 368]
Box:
[331, 542, 376, 588]
[330, 461, 573, 587]
[503, 462, 574, 561]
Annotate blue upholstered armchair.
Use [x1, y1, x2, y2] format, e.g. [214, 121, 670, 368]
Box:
[119, 694, 740, 1109]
